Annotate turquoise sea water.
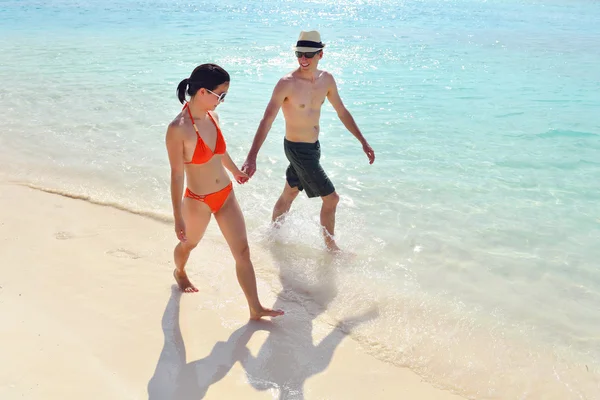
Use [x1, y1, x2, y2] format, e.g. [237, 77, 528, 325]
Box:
[2, 0, 600, 398]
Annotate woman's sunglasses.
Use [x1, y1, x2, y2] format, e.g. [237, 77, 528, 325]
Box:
[206, 89, 227, 102]
[295, 50, 321, 59]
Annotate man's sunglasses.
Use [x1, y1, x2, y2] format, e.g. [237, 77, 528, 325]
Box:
[207, 89, 227, 102]
[295, 50, 321, 59]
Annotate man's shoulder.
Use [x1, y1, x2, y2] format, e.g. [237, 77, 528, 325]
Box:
[279, 72, 296, 84]
[318, 70, 335, 82]
[273, 73, 296, 93]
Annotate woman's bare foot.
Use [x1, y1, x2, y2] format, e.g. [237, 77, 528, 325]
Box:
[173, 269, 198, 293]
[250, 306, 284, 320]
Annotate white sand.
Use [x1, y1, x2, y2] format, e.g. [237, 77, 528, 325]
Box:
[0, 182, 465, 399]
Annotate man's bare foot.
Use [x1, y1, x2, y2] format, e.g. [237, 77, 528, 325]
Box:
[326, 240, 342, 253]
[326, 242, 359, 259]
[250, 307, 284, 320]
[173, 269, 198, 293]
[271, 218, 285, 230]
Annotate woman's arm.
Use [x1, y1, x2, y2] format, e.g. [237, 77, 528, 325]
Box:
[221, 151, 241, 174]
[211, 111, 248, 184]
[165, 124, 187, 241]
[222, 151, 248, 184]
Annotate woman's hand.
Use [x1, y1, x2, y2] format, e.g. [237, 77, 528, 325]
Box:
[234, 169, 249, 184]
[175, 216, 187, 242]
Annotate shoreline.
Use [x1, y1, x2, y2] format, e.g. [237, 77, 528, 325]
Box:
[0, 182, 464, 399]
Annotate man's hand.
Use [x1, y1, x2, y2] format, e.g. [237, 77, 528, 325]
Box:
[363, 143, 375, 164]
[241, 157, 257, 178]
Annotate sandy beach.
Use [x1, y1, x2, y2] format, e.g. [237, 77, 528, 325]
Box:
[0, 181, 465, 399]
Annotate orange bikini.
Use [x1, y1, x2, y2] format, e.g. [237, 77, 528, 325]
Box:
[183, 103, 226, 165]
[182, 103, 232, 213]
[184, 183, 232, 213]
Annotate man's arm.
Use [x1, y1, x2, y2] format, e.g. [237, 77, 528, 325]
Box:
[242, 78, 289, 177]
[326, 74, 375, 164]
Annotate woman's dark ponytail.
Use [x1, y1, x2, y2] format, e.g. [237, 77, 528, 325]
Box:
[176, 78, 189, 104]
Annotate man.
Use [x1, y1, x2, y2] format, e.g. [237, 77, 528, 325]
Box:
[242, 30, 375, 252]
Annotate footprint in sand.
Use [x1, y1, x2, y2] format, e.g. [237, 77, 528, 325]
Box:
[106, 248, 141, 260]
[54, 231, 74, 240]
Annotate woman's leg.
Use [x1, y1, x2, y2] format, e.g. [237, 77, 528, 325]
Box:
[173, 197, 212, 293]
[214, 191, 284, 320]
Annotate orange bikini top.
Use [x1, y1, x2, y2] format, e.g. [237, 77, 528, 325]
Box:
[183, 103, 226, 165]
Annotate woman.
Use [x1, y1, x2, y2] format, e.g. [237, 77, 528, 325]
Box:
[166, 63, 283, 320]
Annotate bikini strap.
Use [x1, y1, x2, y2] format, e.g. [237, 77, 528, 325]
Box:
[206, 111, 220, 132]
[183, 102, 200, 137]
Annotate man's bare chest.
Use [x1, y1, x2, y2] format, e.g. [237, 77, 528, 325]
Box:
[286, 85, 328, 110]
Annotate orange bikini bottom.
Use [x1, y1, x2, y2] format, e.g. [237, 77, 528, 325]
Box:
[184, 182, 233, 213]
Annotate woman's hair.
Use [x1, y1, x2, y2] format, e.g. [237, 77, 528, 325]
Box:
[176, 63, 230, 104]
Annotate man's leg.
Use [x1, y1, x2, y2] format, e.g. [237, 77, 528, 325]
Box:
[272, 181, 300, 223]
[320, 191, 340, 251]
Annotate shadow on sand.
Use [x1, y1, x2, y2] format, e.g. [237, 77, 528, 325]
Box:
[147, 286, 276, 400]
[239, 245, 378, 399]
[148, 246, 377, 400]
